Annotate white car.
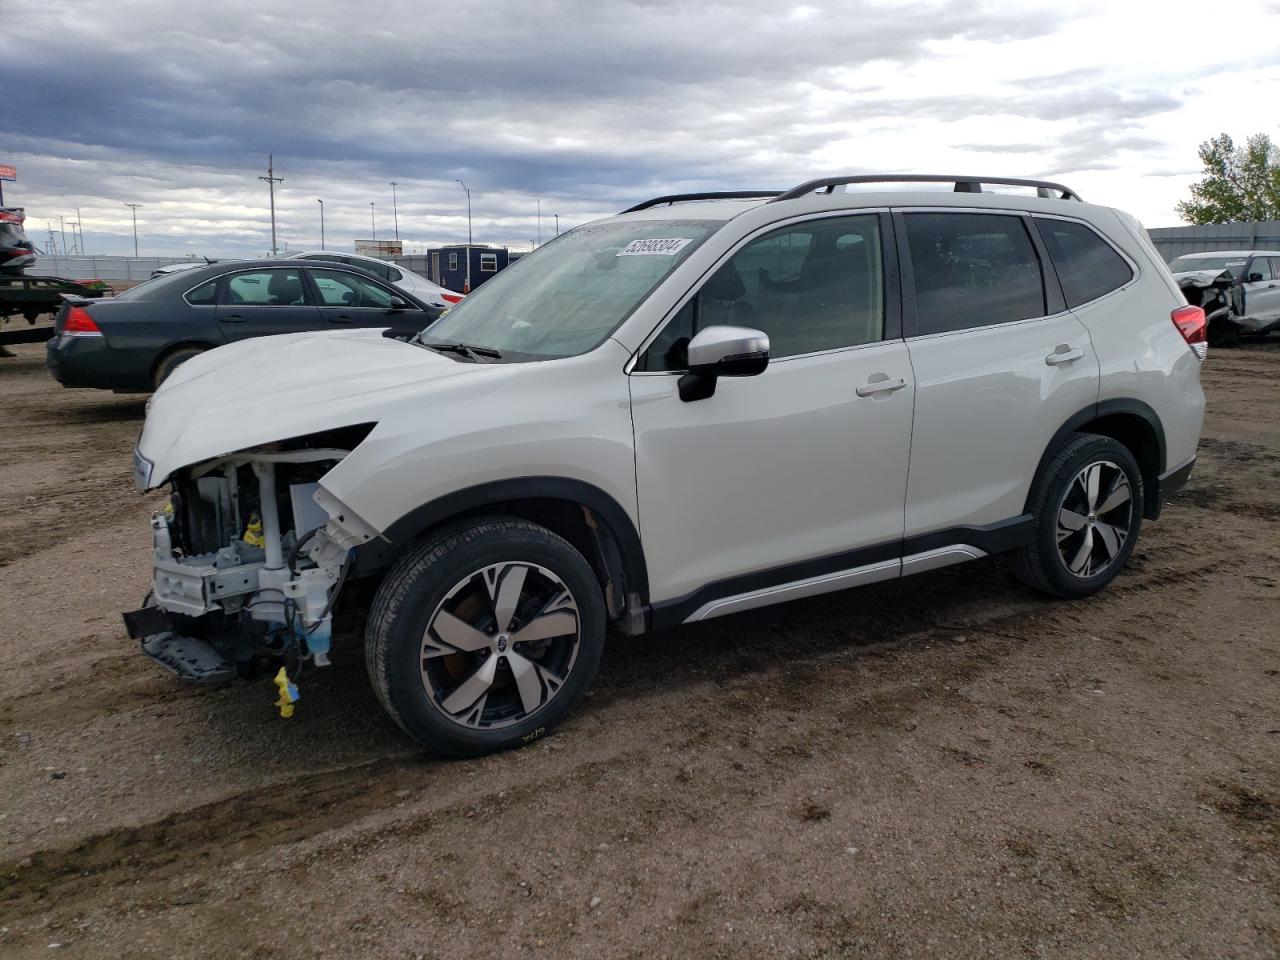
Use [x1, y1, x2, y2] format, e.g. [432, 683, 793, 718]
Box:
[1168, 250, 1280, 336]
[127, 174, 1206, 757]
[284, 250, 465, 310]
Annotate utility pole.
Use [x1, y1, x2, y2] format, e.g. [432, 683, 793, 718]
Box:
[537, 197, 541, 247]
[370, 202, 376, 241]
[77, 207, 85, 254]
[59, 215, 67, 256]
[554, 214, 559, 237]
[317, 199, 325, 249]
[390, 181, 400, 240]
[456, 179, 472, 293]
[258, 154, 284, 256]
[124, 203, 142, 256]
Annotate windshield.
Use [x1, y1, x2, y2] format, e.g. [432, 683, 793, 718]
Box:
[1169, 255, 1247, 276]
[421, 219, 721, 359]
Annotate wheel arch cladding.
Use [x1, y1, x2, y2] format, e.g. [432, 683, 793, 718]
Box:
[1027, 399, 1166, 520]
[379, 477, 650, 613]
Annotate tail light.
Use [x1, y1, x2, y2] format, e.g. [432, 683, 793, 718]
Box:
[1171, 305, 1207, 360]
[63, 305, 103, 336]
[440, 292, 464, 305]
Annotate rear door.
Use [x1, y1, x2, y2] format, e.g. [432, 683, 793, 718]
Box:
[307, 267, 434, 335]
[897, 209, 1100, 542]
[214, 267, 320, 341]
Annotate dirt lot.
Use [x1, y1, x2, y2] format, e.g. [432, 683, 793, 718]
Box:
[0, 338, 1277, 959]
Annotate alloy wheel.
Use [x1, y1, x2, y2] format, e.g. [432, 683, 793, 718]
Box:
[420, 562, 580, 730]
[1056, 460, 1133, 578]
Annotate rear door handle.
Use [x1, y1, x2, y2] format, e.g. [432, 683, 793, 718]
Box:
[1045, 345, 1084, 365]
[219, 314, 246, 323]
[855, 375, 907, 397]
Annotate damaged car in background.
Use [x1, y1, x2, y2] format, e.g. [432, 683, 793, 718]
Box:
[1169, 250, 1280, 345]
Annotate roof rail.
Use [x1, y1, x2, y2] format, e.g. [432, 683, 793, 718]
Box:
[621, 191, 782, 214]
[769, 175, 1083, 203]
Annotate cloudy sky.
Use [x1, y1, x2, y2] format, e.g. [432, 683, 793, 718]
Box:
[3, 0, 1279, 258]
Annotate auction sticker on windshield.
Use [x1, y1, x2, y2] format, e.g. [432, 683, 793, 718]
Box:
[617, 238, 694, 256]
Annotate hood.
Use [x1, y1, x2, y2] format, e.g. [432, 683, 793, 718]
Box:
[1173, 268, 1233, 288]
[136, 328, 513, 487]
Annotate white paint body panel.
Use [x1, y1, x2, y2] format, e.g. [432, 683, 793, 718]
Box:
[903, 311, 1099, 536]
[630, 342, 914, 604]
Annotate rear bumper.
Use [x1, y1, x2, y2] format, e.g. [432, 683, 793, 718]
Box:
[45, 333, 148, 390]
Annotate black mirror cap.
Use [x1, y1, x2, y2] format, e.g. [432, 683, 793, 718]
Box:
[388, 296, 409, 310]
[1247, 273, 1264, 283]
[679, 351, 769, 401]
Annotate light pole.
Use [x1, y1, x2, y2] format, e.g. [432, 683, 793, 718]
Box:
[536, 196, 541, 247]
[390, 181, 400, 241]
[456, 179, 472, 293]
[124, 203, 142, 256]
[370, 202, 376, 242]
[317, 199, 325, 249]
[554, 214, 559, 237]
[77, 207, 85, 254]
[258, 154, 283, 256]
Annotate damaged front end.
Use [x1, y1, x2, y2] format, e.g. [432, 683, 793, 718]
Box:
[1175, 269, 1237, 345]
[123, 425, 378, 687]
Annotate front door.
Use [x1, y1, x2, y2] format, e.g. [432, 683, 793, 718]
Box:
[215, 267, 320, 341]
[629, 213, 914, 619]
[1238, 255, 1280, 326]
[307, 267, 433, 336]
[897, 210, 1100, 539]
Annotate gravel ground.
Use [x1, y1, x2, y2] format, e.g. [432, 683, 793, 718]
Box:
[0, 338, 1277, 959]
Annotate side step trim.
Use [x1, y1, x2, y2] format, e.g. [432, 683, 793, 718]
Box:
[684, 559, 901, 623]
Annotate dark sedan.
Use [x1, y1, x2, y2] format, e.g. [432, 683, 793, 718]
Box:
[46, 258, 443, 391]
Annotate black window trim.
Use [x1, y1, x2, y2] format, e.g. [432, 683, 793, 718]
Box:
[181, 275, 223, 307]
[212, 266, 316, 308]
[896, 207, 1063, 339]
[1030, 211, 1139, 310]
[629, 209, 902, 375]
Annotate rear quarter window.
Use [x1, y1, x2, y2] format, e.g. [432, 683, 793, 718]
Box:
[1038, 219, 1133, 308]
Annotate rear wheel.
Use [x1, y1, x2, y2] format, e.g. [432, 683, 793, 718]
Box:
[1015, 434, 1143, 599]
[153, 346, 206, 389]
[365, 518, 605, 757]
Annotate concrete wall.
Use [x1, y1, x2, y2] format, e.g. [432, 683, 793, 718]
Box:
[1148, 222, 1280, 262]
[27, 255, 198, 281]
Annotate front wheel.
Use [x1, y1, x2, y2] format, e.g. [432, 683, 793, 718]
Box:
[1014, 434, 1143, 599]
[365, 518, 605, 757]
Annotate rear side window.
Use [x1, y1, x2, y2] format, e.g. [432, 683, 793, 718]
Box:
[905, 213, 1045, 335]
[1038, 219, 1133, 307]
[186, 280, 218, 305]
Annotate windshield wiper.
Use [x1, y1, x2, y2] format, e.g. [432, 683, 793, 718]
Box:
[415, 339, 503, 361]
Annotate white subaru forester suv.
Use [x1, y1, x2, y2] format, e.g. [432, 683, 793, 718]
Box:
[127, 175, 1207, 756]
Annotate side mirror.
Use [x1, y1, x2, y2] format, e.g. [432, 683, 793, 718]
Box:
[678, 325, 770, 402]
[1247, 272, 1264, 283]
[388, 296, 408, 310]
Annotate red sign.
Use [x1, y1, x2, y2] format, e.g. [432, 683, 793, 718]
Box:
[0, 165, 15, 181]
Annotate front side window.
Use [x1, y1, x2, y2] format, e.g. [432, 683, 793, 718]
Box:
[641, 215, 884, 370]
[1037, 218, 1133, 307]
[1246, 257, 1274, 282]
[224, 269, 308, 306]
[310, 268, 395, 307]
[422, 220, 719, 360]
[905, 212, 1045, 335]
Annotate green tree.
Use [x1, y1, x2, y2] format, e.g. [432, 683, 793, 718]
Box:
[1176, 133, 1280, 224]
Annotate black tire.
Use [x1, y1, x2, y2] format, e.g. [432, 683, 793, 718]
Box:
[153, 346, 206, 389]
[1014, 433, 1143, 599]
[365, 517, 606, 757]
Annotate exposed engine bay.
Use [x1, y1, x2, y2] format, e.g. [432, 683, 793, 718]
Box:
[123, 425, 376, 687]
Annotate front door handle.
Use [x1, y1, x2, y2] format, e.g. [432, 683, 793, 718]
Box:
[330, 315, 354, 323]
[856, 375, 907, 397]
[1045, 344, 1084, 365]
[219, 314, 246, 323]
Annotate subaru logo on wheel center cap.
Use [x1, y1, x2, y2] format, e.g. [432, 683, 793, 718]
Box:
[497, 634, 509, 652]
